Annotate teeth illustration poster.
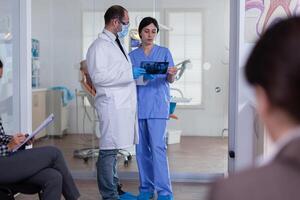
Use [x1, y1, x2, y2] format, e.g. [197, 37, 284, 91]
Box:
[245, 0, 300, 43]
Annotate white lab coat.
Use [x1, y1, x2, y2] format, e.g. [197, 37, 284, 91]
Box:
[86, 29, 138, 149]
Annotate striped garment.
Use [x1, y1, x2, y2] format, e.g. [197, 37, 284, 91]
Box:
[0, 118, 13, 156]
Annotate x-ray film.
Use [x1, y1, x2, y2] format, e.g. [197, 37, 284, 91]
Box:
[141, 61, 169, 74]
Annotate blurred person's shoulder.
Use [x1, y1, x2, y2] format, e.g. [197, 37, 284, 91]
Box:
[209, 165, 270, 200]
[209, 142, 300, 200]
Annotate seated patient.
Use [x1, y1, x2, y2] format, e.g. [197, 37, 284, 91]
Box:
[209, 17, 300, 200]
[0, 59, 80, 200]
[80, 60, 96, 96]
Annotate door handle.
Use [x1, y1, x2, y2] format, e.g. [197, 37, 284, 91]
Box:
[229, 150, 235, 158]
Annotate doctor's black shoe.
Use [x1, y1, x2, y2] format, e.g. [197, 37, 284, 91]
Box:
[118, 184, 137, 199]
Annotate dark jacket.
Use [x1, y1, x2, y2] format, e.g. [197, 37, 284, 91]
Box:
[209, 137, 300, 200]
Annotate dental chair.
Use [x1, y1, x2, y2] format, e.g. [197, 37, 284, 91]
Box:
[169, 59, 192, 118]
[167, 60, 192, 145]
[73, 60, 132, 166]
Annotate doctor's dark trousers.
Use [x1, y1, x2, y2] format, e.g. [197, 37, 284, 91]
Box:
[0, 146, 80, 200]
[97, 149, 120, 200]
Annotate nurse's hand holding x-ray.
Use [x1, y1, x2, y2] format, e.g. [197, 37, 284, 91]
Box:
[143, 67, 178, 81]
[132, 67, 146, 79]
[167, 66, 177, 75]
[167, 66, 178, 83]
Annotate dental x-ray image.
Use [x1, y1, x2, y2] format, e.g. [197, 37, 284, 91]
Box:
[141, 61, 169, 74]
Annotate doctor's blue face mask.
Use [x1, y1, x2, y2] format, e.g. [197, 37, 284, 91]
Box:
[117, 23, 130, 39]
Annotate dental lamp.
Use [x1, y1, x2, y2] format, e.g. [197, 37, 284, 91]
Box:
[169, 59, 193, 105]
[0, 32, 12, 41]
[174, 59, 192, 81]
[0, 16, 12, 42]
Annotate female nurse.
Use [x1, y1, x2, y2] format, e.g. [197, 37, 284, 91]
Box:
[129, 17, 177, 200]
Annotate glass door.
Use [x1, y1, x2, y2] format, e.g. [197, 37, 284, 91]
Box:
[83, 0, 231, 181]
[165, 5, 229, 176]
[31, 0, 231, 183]
[0, 0, 15, 134]
[0, 0, 26, 135]
[31, 0, 98, 174]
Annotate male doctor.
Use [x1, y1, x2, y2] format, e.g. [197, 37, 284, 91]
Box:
[86, 5, 145, 200]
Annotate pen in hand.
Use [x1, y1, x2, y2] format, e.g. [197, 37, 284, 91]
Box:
[25, 133, 34, 145]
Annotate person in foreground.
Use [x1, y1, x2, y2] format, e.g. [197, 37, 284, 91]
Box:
[0, 59, 80, 200]
[86, 5, 141, 200]
[129, 17, 177, 200]
[208, 17, 300, 200]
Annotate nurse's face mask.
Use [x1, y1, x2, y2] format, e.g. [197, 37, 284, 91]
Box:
[117, 19, 130, 39]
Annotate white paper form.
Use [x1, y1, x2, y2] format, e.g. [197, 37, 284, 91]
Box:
[12, 113, 55, 152]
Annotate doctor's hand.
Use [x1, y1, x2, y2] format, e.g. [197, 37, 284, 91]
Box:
[7, 133, 27, 151]
[132, 67, 146, 79]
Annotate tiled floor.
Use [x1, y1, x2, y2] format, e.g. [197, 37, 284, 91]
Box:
[15, 135, 223, 200]
[16, 180, 211, 200]
[34, 135, 228, 174]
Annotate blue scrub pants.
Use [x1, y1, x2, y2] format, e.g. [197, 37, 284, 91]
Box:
[136, 119, 173, 196]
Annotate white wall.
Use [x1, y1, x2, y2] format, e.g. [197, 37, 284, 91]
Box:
[32, 0, 230, 136]
[155, 0, 230, 136]
[32, 0, 88, 133]
[32, 0, 53, 88]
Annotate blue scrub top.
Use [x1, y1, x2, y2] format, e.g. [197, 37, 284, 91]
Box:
[129, 45, 174, 119]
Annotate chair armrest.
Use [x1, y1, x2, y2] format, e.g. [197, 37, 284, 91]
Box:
[0, 185, 12, 193]
[0, 185, 14, 199]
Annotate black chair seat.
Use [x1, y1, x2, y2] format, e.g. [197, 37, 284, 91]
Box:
[0, 183, 42, 200]
[0, 186, 14, 200]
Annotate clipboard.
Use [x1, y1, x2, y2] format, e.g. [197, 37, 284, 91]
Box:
[12, 113, 55, 152]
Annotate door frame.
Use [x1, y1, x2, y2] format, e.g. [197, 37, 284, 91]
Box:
[19, 0, 32, 133]
[9, 0, 32, 133]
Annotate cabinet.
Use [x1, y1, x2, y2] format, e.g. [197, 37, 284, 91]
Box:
[46, 90, 68, 136]
[32, 89, 69, 138]
[32, 89, 47, 139]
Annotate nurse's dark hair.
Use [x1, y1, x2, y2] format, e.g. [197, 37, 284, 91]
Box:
[245, 17, 300, 122]
[104, 5, 127, 25]
[138, 17, 159, 35]
[0, 59, 2, 69]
